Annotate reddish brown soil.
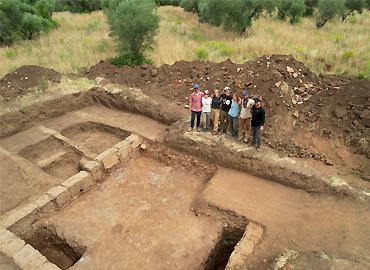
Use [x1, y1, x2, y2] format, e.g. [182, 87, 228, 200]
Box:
[87, 55, 370, 180]
[0, 65, 61, 100]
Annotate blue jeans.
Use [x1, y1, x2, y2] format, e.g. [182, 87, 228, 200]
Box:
[252, 126, 262, 147]
[191, 110, 201, 129]
[229, 115, 238, 137]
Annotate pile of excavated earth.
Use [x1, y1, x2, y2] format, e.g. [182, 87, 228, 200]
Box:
[0, 55, 369, 270]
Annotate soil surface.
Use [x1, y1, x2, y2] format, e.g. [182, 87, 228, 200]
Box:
[0, 65, 61, 100]
[87, 55, 370, 180]
[198, 168, 370, 269]
[38, 156, 221, 270]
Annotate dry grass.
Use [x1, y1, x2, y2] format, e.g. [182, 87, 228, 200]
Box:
[152, 6, 370, 79]
[0, 12, 115, 77]
[1, 6, 369, 79]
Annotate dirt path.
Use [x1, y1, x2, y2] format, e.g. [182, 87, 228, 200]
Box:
[198, 168, 370, 268]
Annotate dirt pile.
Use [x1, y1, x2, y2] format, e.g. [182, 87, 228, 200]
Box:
[87, 55, 370, 174]
[0, 65, 61, 100]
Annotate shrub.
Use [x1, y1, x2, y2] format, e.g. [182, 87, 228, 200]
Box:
[0, 0, 57, 45]
[342, 50, 354, 61]
[195, 46, 208, 60]
[103, 0, 160, 66]
[55, 0, 102, 13]
[180, 0, 198, 12]
[316, 0, 346, 27]
[278, 0, 307, 24]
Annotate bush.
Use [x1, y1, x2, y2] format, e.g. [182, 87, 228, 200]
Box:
[155, 0, 181, 6]
[103, 0, 160, 66]
[0, 0, 57, 45]
[180, 0, 198, 12]
[195, 46, 208, 60]
[278, 0, 307, 24]
[55, 0, 102, 13]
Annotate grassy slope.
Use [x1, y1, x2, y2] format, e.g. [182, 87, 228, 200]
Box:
[1, 7, 369, 79]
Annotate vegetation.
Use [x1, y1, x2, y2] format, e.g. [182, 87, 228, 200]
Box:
[0, 0, 57, 45]
[55, 0, 102, 13]
[160, 0, 370, 33]
[102, 0, 160, 66]
[0, 6, 369, 79]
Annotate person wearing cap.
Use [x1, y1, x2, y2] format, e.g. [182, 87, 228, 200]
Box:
[238, 89, 255, 142]
[188, 83, 204, 132]
[201, 90, 212, 132]
[251, 98, 265, 151]
[228, 93, 241, 139]
[211, 89, 221, 134]
[219, 86, 232, 134]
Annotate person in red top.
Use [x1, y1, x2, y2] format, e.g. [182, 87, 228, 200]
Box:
[188, 83, 204, 132]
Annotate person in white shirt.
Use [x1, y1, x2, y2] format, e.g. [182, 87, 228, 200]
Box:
[201, 89, 212, 132]
[238, 89, 255, 142]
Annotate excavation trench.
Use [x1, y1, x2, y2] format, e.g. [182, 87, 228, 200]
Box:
[23, 226, 86, 270]
[203, 227, 245, 270]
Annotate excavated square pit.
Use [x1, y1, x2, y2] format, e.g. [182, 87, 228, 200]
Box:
[60, 121, 130, 158]
[19, 136, 83, 180]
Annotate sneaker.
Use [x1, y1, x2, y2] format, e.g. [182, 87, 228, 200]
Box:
[256, 145, 261, 152]
[238, 137, 243, 141]
[197, 128, 202, 132]
[187, 127, 193, 132]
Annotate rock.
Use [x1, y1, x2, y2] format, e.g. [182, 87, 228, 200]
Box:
[293, 111, 300, 118]
[286, 66, 294, 73]
[150, 68, 158, 77]
[184, 105, 189, 109]
[360, 110, 369, 119]
[140, 144, 147, 150]
[275, 81, 282, 88]
[334, 107, 347, 118]
[293, 72, 298, 78]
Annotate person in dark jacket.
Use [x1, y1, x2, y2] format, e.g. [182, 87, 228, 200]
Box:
[251, 98, 265, 151]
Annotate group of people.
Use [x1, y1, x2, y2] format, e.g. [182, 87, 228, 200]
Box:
[188, 83, 266, 150]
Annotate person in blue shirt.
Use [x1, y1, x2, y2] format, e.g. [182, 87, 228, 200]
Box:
[228, 94, 241, 138]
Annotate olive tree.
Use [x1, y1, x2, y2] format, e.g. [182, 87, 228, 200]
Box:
[103, 0, 160, 66]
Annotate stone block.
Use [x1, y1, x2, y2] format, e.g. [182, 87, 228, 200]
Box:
[61, 171, 92, 197]
[13, 244, 47, 270]
[0, 202, 39, 229]
[41, 262, 61, 270]
[82, 160, 103, 182]
[46, 186, 71, 207]
[96, 147, 119, 171]
[34, 194, 56, 215]
[0, 228, 25, 257]
[124, 134, 143, 149]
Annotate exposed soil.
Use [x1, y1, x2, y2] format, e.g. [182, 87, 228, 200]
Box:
[61, 121, 130, 157]
[197, 168, 370, 269]
[19, 136, 83, 180]
[87, 55, 370, 174]
[0, 65, 61, 100]
[24, 226, 86, 270]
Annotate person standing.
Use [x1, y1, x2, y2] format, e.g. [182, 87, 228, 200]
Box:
[238, 89, 255, 142]
[211, 89, 221, 134]
[201, 90, 212, 132]
[251, 98, 265, 151]
[228, 94, 241, 138]
[219, 87, 232, 134]
[188, 83, 204, 132]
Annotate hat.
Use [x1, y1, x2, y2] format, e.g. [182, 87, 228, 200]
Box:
[204, 89, 209, 94]
[254, 97, 261, 103]
[193, 83, 199, 89]
[224, 86, 231, 91]
[242, 89, 249, 97]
